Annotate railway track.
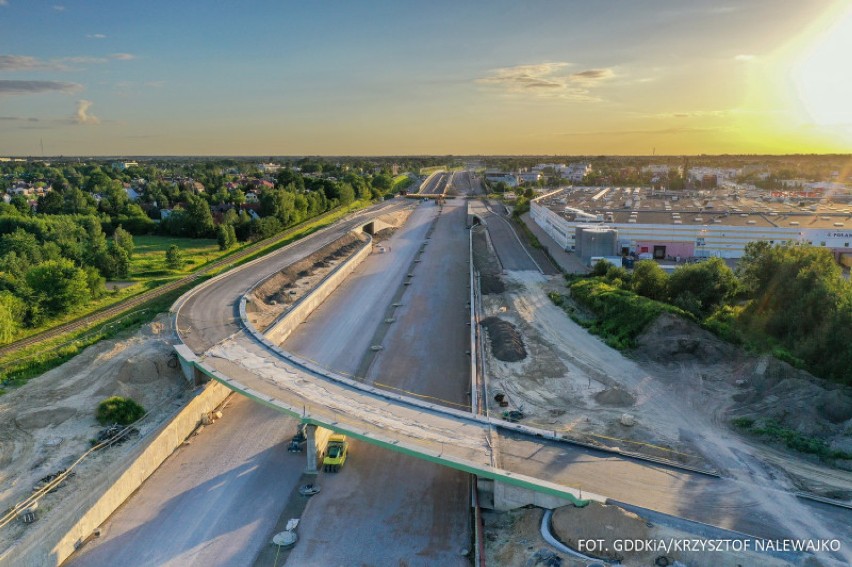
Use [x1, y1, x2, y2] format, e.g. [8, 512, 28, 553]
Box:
[0, 205, 349, 360]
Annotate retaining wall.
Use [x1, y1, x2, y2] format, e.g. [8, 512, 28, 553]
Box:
[264, 233, 372, 345]
[8, 381, 231, 567]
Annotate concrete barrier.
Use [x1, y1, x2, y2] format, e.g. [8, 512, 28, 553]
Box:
[7, 381, 231, 567]
[264, 232, 372, 345]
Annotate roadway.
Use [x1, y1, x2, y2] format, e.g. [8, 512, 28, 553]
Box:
[281, 199, 471, 565]
[65, 396, 305, 567]
[172, 195, 849, 561]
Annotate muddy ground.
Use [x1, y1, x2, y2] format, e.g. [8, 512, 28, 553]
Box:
[0, 315, 189, 556]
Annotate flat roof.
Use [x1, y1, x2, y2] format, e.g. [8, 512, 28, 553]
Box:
[539, 187, 852, 231]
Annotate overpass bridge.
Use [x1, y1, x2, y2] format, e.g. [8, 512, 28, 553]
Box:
[171, 199, 850, 558]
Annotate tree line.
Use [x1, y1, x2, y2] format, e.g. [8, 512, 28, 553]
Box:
[581, 243, 851, 384]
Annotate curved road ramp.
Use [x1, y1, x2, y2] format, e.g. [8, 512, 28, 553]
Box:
[173, 201, 850, 566]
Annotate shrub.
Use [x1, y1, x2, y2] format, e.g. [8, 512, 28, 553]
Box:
[96, 396, 146, 425]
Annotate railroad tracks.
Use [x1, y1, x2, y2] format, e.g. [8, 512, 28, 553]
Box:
[0, 206, 349, 360]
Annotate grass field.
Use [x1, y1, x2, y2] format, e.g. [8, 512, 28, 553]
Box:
[0, 199, 374, 386]
[130, 235, 225, 280]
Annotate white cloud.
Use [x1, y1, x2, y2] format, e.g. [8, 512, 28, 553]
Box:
[74, 99, 99, 124]
[53, 4, 65, 11]
[86, 33, 107, 39]
[110, 53, 136, 61]
[477, 62, 616, 101]
[0, 1, 8, 6]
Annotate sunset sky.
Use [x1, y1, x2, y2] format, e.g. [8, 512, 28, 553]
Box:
[1, 0, 850, 156]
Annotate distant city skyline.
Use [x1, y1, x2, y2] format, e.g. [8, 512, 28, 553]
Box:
[1, 0, 851, 156]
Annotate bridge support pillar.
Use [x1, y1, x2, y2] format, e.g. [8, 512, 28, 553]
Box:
[174, 344, 208, 387]
[304, 424, 334, 474]
[305, 424, 319, 474]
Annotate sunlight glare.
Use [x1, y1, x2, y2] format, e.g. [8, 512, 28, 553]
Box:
[793, 8, 852, 128]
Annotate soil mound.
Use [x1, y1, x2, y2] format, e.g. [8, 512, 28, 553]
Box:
[480, 274, 505, 295]
[594, 387, 635, 407]
[552, 502, 650, 562]
[634, 313, 738, 363]
[819, 392, 852, 425]
[482, 317, 526, 362]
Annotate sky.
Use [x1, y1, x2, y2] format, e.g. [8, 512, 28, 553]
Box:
[1, 0, 851, 156]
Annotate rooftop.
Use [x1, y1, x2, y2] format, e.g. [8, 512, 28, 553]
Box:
[539, 187, 852, 231]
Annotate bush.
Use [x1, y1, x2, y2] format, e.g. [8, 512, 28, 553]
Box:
[96, 396, 146, 425]
[568, 279, 692, 349]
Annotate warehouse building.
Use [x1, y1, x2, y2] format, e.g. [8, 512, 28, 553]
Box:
[531, 187, 852, 262]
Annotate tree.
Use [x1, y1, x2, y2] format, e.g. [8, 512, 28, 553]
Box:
[165, 244, 184, 270]
[667, 257, 737, 316]
[112, 225, 135, 258]
[631, 260, 669, 301]
[371, 174, 392, 194]
[25, 259, 90, 317]
[217, 224, 237, 250]
[0, 291, 25, 343]
[84, 265, 106, 299]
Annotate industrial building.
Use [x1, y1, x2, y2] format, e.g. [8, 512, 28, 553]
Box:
[531, 187, 852, 263]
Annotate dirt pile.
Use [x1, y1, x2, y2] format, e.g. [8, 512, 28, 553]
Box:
[553, 502, 649, 562]
[635, 312, 852, 450]
[472, 226, 504, 294]
[594, 387, 635, 407]
[247, 232, 367, 330]
[0, 315, 188, 554]
[634, 313, 739, 363]
[482, 317, 527, 362]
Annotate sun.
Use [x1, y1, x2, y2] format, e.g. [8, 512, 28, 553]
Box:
[792, 7, 852, 129]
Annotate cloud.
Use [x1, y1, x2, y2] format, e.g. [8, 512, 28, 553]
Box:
[0, 1, 8, 6]
[569, 68, 615, 82]
[0, 116, 39, 122]
[0, 80, 82, 95]
[110, 53, 136, 61]
[74, 99, 99, 124]
[53, 4, 65, 11]
[478, 62, 615, 101]
[734, 54, 756, 62]
[0, 54, 64, 71]
[86, 33, 107, 39]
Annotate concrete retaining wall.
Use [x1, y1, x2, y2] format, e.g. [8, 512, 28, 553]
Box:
[8, 381, 231, 567]
[264, 232, 372, 345]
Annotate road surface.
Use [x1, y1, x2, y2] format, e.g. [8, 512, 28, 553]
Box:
[169, 197, 850, 562]
[66, 396, 305, 567]
[281, 200, 471, 566]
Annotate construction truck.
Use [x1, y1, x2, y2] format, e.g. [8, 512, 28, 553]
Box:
[322, 434, 348, 472]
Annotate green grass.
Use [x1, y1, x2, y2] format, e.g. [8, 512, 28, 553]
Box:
[732, 417, 852, 462]
[419, 166, 445, 175]
[0, 199, 375, 392]
[562, 279, 692, 349]
[0, 281, 199, 394]
[391, 174, 414, 193]
[130, 235, 224, 279]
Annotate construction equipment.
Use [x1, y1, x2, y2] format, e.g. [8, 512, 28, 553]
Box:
[322, 434, 348, 472]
